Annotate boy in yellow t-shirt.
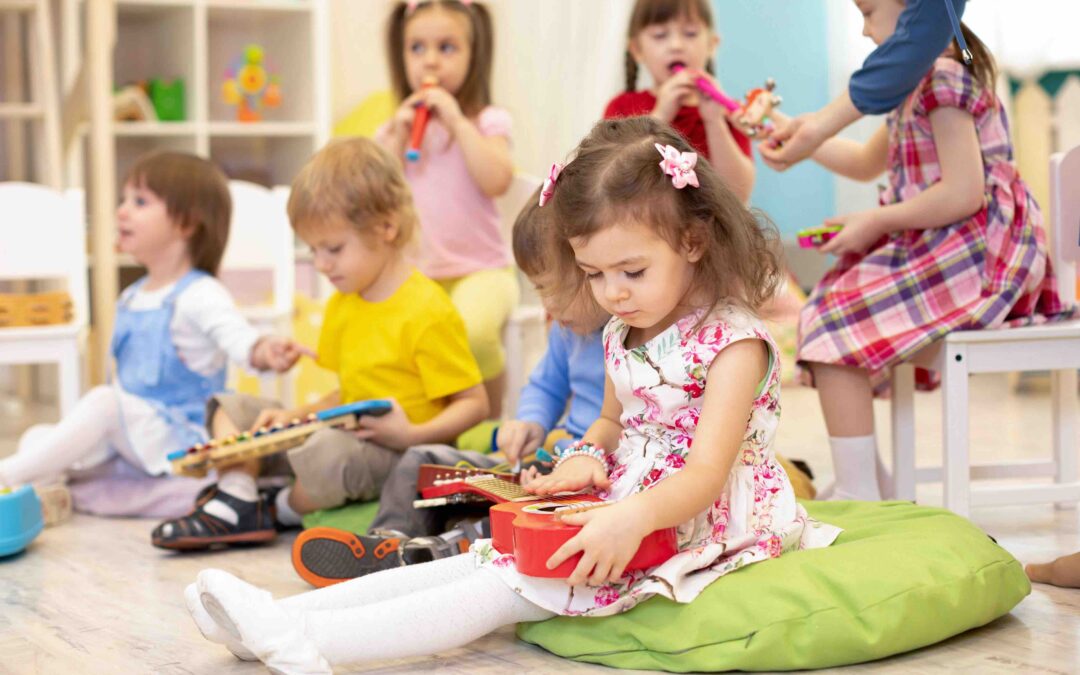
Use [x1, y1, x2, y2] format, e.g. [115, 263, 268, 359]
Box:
[152, 138, 488, 551]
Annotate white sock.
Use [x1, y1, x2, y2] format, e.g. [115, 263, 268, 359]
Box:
[195, 559, 553, 670]
[274, 486, 303, 527]
[304, 567, 553, 665]
[217, 471, 258, 502]
[203, 471, 259, 526]
[185, 582, 256, 661]
[828, 434, 883, 501]
[279, 552, 477, 613]
[187, 551, 479, 661]
[196, 569, 329, 674]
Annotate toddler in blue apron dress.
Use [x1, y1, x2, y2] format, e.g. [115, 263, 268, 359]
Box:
[0, 151, 301, 510]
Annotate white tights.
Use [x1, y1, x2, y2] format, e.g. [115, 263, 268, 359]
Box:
[0, 386, 132, 487]
[195, 553, 555, 669]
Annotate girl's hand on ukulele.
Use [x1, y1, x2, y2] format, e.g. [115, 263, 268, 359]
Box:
[518, 465, 542, 489]
[353, 399, 415, 450]
[525, 455, 610, 496]
[819, 211, 883, 257]
[249, 407, 298, 433]
[421, 87, 466, 131]
[652, 69, 697, 124]
[548, 502, 651, 586]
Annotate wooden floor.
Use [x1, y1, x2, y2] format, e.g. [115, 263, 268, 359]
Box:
[2, 374, 1079, 674]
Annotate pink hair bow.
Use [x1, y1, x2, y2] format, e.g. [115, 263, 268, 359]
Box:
[655, 143, 699, 189]
[538, 162, 563, 207]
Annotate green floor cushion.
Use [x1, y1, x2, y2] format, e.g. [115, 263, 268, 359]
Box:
[302, 500, 379, 533]
[517, 500, 1030, 671]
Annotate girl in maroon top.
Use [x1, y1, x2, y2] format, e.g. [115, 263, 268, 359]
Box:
[605, 0, 754, 202]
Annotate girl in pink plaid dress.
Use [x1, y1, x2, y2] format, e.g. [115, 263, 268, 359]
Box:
[797, 1, 1069, 501]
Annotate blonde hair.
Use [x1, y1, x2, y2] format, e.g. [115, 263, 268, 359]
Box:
[287, 137, 417, 246]
[123, 152, 231, 276]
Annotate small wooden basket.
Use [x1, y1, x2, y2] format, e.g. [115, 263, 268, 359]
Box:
[0, 292, 74, 327]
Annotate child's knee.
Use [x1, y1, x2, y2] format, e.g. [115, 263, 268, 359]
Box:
[82, 385, 120, 421]
[288, 430, 400, 509]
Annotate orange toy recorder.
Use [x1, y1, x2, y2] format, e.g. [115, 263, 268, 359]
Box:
[406, 76, 437, 162]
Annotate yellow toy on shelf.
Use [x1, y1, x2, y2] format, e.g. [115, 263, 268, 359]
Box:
[222, 44, 282, 122]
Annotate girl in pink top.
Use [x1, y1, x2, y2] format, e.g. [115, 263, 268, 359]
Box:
[377, 0, 516, 415]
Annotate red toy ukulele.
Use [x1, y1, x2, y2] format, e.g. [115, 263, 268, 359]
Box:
[489, 496, 678, 578]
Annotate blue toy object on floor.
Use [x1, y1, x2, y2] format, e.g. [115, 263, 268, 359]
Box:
[0, 485, 44, 557]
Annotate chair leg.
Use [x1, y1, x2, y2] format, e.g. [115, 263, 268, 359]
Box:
[57, 343, 81, 418]
[891, 363, 917, 501]
[1051, 369, 1078, 510]
[503, 321, 524, 419]
[942, 344, 971, 517]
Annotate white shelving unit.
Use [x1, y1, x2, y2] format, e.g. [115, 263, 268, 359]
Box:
[67, 0, 329, 190]
[60, 0, 329, 382]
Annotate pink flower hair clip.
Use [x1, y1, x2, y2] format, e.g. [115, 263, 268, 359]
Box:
[538, 162, 563, 207]
[655, 143, 699, 189]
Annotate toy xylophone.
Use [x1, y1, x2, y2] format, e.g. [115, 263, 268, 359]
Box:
[490, 496, 679, 578]
[168, 399, 392, 477]
[797, 223, 844, 249]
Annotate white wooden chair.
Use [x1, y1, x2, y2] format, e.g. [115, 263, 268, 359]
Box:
[0, 183, 87, 417]
[497, 173, 546, 417]
[890, 146, 1080, 516]
[220, 180, 295, 405]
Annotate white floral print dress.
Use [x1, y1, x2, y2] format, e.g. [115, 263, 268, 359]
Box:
[473, 305, 841, 617]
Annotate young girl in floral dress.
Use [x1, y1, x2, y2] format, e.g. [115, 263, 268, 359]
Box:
[182, 117, 840, 673]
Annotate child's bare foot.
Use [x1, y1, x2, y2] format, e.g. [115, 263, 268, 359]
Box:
[1025, 551, 1080, 588]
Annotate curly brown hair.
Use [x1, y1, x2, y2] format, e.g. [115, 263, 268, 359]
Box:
[386, 0, 494, 118]
[549, 116, 781, 317]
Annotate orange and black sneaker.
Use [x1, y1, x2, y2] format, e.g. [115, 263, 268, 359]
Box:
[291, 527, 403, 588]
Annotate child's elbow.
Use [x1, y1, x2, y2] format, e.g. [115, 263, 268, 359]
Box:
[959, 182, 986, 217]
[483, 169, 514, 198]
[475, 394, 491, 422]
[468, 385, 491, 422]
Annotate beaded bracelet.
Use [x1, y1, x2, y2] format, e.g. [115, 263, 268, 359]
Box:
[554, 440, 608, 470]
